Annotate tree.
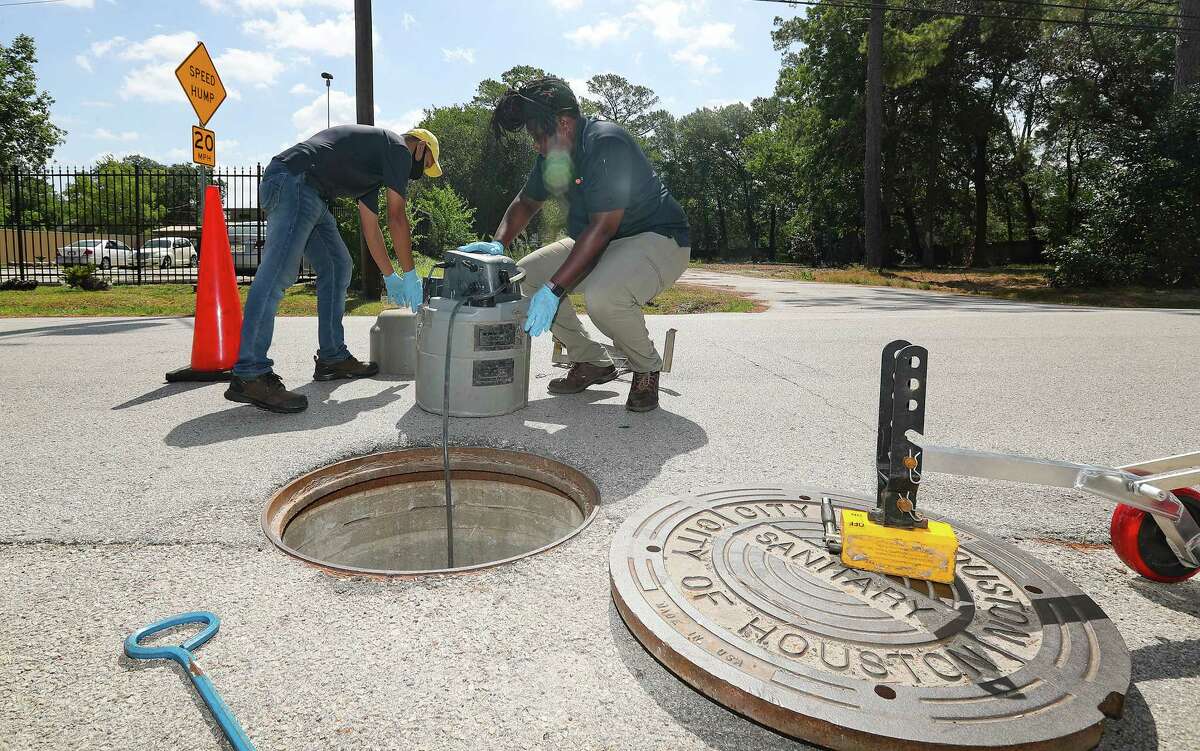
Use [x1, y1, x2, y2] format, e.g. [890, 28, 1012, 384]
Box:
[63, 158, 167, 232]
[586, 74, 669, 139]
[473, 65, 559, 107]
[0, 34, 64, 174]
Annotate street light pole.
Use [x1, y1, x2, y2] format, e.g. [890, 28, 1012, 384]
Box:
[321, 72, 333, 129]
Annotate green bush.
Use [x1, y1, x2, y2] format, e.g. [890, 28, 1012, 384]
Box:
[0, 278, 38, 291]
[1045, 238, 1136, 288]
[61, 264, 111, 291]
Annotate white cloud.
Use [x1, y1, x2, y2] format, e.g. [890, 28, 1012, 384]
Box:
[243, 10, 356, 57]
[292, 90, 357, 138]
[441, 47, 476, 64]
[201, 0, 351, 11]
[560, 2, 734, 73]
[61, 0, 96, 7]
[290, 82, 316, 95]
[378, 108, 425, 135]
[93, 128, 140, 142]
[121, 62, 187, 103]
[214, 48, 285, 87]
[566, 77, 590, 98]
[632, 1, 734, 74]
[75, 35, 127, 73]
[402, 12, 416, 30]
[550, 0, 583, 9]
[120, 31, 198, 62]
[564, 18, 628, 47]
[672, 48, 718, 74]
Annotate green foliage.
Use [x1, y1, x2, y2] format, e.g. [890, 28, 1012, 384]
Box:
[877, 19, 960, 88]
[1047, 92, 1200, 288]
[0, 277, 37, 291]
[1045, 238, 1132, 288]
[0, 35, 64, 173]
[60, 264, 110, 291]
[411, 183, 477, 253]
[64, 158, 169, 231]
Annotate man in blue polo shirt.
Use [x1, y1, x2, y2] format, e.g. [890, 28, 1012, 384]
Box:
[462, 77, 690, 412]
[226, 125, 442, 414]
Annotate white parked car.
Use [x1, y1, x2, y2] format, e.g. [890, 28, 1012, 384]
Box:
[139, 236, 198, 268]
[56, 239, 135, 269]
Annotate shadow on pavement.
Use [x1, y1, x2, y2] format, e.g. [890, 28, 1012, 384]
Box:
[0, 317, 184, 339]
[390, 385, 708, 503]
[164, 380, 408, 448]
[113, 381, 214, 410]
[1129, 578, 1200, 620]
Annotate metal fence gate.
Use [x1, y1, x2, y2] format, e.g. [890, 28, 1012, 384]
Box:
[0, 165, 351, 285]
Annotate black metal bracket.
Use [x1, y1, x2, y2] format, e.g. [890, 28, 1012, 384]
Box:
[872, 340, 929, 529]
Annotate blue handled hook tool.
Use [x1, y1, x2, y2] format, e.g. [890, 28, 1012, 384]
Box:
[123, 611, 257, 751]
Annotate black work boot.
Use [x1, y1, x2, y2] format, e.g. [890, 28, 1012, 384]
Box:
[224, 373, 308, 413]
[313, 354, 379, 381]
[548, 362, 618, 394]
[626, 371, 660, 412]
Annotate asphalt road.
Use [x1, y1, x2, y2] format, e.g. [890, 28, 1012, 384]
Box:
[1, 270, 1198, 750]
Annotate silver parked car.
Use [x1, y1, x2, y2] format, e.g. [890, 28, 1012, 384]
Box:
[56, 239, 135, 269]
[227, 222, 313, 275]
[139, 236, 198, 269]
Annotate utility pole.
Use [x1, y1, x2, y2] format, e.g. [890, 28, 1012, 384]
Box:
[864, 0, 885, 270]
[354, 0, 381, 299]
[321, 72, 333, 128]
[1178, 0, 1200, 92]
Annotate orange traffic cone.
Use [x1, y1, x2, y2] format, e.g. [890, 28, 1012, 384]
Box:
[165, 185, 243, 382]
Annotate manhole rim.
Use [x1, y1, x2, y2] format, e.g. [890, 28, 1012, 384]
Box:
[610, 484, 1131, 751]
[263, 447, 600, 578]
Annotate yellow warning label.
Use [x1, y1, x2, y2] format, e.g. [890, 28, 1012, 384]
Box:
[840, 509, 958, 584]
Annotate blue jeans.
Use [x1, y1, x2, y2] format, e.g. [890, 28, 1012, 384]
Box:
[233, 160, 353, 378]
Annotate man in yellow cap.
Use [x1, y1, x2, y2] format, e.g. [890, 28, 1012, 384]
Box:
[226, 125, 442, 413]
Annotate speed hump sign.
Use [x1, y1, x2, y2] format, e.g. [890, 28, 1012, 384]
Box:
[192, 126, 216, 167]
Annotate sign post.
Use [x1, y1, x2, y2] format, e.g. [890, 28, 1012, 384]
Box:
[175, 41, 226, 221]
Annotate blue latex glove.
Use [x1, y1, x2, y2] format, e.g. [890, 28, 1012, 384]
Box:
[458, 240, 505, 256]
[523, 284, 561, 337]
[384, 270, 423, 313]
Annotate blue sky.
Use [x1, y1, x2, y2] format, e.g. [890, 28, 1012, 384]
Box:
[4, 0, 800, 167]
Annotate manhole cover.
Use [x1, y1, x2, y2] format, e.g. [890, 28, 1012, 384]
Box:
[610, 486, 1130, 751]
[264, 448, 598, 576]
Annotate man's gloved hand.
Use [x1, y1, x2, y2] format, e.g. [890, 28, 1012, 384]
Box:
[523, 284, 562, 337]
[458, 240, 505, 256]
[384, 270, 423, 313]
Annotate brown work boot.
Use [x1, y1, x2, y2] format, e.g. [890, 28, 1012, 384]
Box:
[626, 371, 660, 412]
[548, 362, 617, 394]
[313, 354, 379, 381]
[224, 373, 308, 413]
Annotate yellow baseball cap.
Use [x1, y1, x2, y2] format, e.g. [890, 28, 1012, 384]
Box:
[405, 128, 442, 178]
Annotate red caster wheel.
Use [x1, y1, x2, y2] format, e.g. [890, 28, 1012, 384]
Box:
[1111, 487, 1200, 582]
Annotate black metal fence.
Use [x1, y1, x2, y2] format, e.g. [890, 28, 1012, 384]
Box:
[0, 165, 337, 285]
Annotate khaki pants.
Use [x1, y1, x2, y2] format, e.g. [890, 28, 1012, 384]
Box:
[518, 231, 690, 373]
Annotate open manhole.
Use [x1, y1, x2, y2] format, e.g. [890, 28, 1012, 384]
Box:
[263, 448, 599, 576]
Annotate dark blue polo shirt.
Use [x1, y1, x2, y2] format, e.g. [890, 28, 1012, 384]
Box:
[275, 124, 410, 214]
[521, 117, 690, 246]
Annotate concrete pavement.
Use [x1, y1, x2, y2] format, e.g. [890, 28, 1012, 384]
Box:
[2, 271, 1198, 750]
